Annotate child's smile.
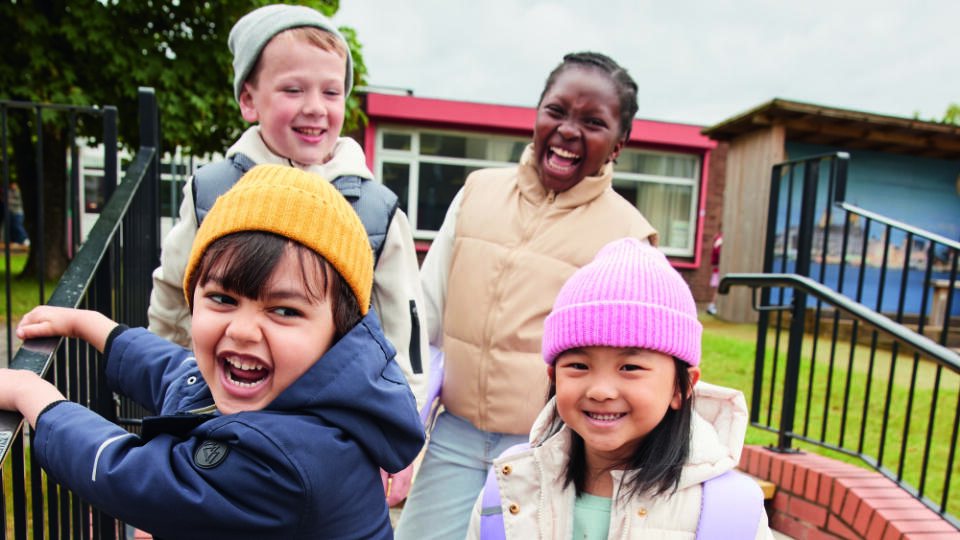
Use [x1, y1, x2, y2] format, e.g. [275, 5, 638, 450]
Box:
[192, 248, 337, 414]
[554, 346, 684, 471]
[221, 354, 270, 389]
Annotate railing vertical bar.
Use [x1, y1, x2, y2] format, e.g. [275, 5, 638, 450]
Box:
[103, 108, 118, 201]
[45, 365, 63, 539]
[893, 233, 915, 481]
[915, 246, 940, 498]
[918, 363, 942, 499]
[2, 104, 11, 368]
[939, 251, 958, 346]
[68, 111, 79, 256]
[837, 211, 854, 446]
[0, 463, 6, 539]
[34, 108, 45, 303]
[28, 428, 44, 540]
[813, 158, 839, 443]
[11, 431, 26, 540]
[876, 225, 894, 468]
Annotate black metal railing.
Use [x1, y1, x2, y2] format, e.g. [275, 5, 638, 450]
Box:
[0, 88, 160, 539]
[2, 98, 119, 368]
[721, 273, 960, 528]
[764, 151, 958, 349]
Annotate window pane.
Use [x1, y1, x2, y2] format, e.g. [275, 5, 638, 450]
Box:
[417, 162, 480, 231]
[420, 132, 526, 162]
[382, 162, 410, 213]
[383, 132, 412, 151]
[613, 180, 693, 250]
[615, 150, 697, 179]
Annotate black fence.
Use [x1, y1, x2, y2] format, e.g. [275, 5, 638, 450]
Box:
[720, 152, 960, 529]
[0, 89, 160, 539]
[2, 98, 119, 368]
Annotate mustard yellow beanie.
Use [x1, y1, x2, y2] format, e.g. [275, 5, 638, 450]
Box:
[183, 164, 373, 314]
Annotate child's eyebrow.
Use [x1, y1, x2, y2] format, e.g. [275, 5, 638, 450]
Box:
[262, 288, 318, 304]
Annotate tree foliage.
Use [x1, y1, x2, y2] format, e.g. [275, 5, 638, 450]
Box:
[1, 0, 367, 154]
[942, 104, 960, 126]
[0, 0, 367, 279]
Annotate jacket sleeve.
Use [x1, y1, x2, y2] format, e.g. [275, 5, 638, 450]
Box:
[370, 209, 430, 410]
[418, 188, 463, 349]
[147, 180, 198, 348]
[32, 404, 368, 540]
[104, 327, 198, 413]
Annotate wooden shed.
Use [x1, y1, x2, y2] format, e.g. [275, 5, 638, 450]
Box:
[702, 98, 960, 322]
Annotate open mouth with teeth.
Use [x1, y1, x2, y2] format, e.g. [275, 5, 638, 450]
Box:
[546, 146, 582, 172]
[221, 356, 270, 389]
[294, 127, 326, 136]
[585, 411, 626, 423]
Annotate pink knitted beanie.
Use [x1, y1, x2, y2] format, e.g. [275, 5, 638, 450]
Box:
[542, 238, 702, 366]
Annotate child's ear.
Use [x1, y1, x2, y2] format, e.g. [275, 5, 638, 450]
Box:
[238, 84, 260, 123]
[605, 137, 626, 165]
[670, 366, 700, 410]
[547, 364, 555, 382]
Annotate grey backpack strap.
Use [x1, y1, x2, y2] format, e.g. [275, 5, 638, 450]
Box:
[193, 161, 399, 266]
[330, 175, 399, 263]
[193, 153, 257, 225]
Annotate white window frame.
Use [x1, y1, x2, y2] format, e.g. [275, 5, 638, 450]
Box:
[375, 126, 527, 239]
[612, 147, 701, 257]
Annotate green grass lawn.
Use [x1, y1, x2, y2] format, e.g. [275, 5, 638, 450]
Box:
[0, 251, 56, 324]
[699, 312, 960, 519]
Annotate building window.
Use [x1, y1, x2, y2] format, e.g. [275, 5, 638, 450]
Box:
[613, 149, 700, 257]
[376, 127, 701, 256]
[376, 127, 527, 238]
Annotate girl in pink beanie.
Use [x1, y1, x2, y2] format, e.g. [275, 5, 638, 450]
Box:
[467, 238, 773, 539]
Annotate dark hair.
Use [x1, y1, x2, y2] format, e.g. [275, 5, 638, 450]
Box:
[537, 51, 639, 141]
[186, 231, 362, 340]
[546, 357, 694, 499]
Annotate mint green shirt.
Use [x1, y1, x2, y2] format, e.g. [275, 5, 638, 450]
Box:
[572, 493, 612, 539]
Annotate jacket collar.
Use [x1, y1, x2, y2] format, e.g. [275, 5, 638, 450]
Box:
[227, 126, 374, 181]
[516, 144, 615, 210]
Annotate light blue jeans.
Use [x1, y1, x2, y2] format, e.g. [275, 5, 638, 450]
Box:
[394, 411, 528, 540]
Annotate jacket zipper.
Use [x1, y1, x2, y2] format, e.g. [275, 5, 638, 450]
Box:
[408, 300, 422, 374]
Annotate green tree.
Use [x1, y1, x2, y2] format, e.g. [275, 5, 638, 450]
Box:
[943, 104, 960, 125]
[0, 0, 367, 280]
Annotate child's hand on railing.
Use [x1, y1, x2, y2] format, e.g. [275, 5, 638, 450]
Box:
[16, 306, 118, 353]
[0, 368, 66, 428]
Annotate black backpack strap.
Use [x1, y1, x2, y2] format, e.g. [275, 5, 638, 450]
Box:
[192, 153, 257, 225]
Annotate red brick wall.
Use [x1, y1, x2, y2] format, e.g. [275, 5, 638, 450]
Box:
[679, 140, 728, 305]
[740, 446, 960, 540]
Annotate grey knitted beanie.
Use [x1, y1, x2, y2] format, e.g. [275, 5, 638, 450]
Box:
[228, 4, 354, 102]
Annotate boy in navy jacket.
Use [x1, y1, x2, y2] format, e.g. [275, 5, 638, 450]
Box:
[2, 164, 424, 539]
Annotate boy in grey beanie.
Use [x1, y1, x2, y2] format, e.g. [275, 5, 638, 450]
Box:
[147, 3, 429, 506]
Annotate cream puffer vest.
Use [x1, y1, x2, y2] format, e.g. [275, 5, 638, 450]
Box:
[440, 146, 658, 434]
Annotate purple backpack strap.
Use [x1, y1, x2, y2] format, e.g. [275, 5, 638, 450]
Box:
[695, 470, 765, 540]
[419, 346, 445, 427]
[479, 443, 531, 540]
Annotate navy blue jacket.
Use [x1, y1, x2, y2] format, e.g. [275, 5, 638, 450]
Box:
[33, 312, 425, 539]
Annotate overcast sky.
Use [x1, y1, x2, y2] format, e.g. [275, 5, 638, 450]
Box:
[334, 0, 958, 127]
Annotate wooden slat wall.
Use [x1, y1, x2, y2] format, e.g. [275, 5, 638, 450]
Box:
[718, 125, 786, 323]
